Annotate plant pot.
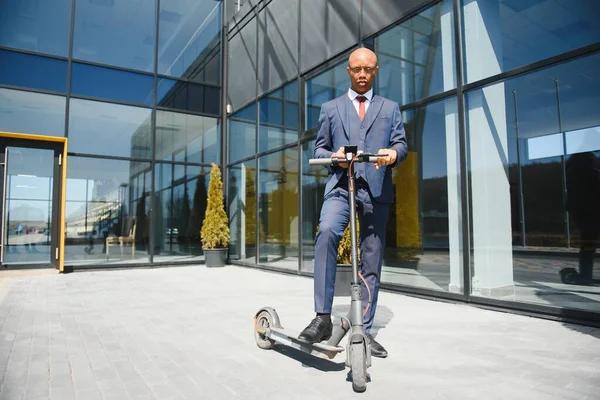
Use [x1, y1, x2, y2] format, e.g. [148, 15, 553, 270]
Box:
[334, 264, 353, 297]
[203, 248, 228, 267]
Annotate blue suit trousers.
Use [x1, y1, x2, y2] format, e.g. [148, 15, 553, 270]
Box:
[313, 183, 389, 332]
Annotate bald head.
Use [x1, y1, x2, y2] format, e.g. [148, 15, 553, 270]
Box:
[348, 47, 378, 67]
[347, 48, 378, 94]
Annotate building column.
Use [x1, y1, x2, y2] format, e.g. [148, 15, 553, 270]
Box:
[463, 0, 514, 297]
[441, 0, 462, 293]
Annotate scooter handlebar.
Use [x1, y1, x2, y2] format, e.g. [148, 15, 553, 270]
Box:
[308, 153, 384, 166]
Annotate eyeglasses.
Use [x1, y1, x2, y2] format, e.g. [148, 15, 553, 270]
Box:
[348, 66, 377, 74]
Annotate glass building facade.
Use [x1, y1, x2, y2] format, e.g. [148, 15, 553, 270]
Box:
[224, 0, 600, 325]
[0, 0, 222, 266]
[1, 0, 599, 325]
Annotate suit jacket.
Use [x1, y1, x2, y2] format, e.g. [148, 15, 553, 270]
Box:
[313, 93, 408, 203]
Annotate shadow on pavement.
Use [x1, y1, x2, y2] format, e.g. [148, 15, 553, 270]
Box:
[273, 345, 346, 372]
[332, 304, 395, 338]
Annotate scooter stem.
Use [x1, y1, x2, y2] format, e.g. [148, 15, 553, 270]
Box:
[345, 147, 363, 329]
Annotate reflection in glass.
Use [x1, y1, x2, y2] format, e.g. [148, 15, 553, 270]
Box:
[70, 63, 154, 106]
[375, 0, 456, 105]
[73, 0, 156, 72]
[305, 62, 348, 133]
[0, 50, 67, 93]
[258, 148, 299, 270]
[156, 111, 220, 164]
[228, 163, 259, 263]
[381, 99, 462, 293]
[301, 97, 463, 291]
[68, 99, 152, 159]
[462, 0, 600, 83]
[158, 0, 222, 85]
[258, 80, 298, 152]
[466, 52, 600, 313]
[301, 140, 327, 274]
[64, 157, 152, 265]
[157, 78, 220, 115]
[228, 103, 256, 163]
[0, 0, 71, 57]
[3, 147, 54, 264]
[153, 163, 207, 260]
[0, 88, 66, 137]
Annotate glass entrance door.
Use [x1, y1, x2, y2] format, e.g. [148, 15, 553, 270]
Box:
[0, 141, 62, 268]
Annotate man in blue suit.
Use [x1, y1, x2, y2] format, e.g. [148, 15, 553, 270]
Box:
[298, 47, 407, 358]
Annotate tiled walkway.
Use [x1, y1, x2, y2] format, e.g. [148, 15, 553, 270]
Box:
[0, 265, 598, 399]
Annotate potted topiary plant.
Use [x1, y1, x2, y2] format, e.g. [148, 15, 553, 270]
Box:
[334, 215, 360, 296]
[200, 163, 230, 267]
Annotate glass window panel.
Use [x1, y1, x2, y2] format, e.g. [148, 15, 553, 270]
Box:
[64, 157, 151, 265]
[258, 147, 298, 271]
[304, 61, 348, 133]
[231, 102, 256, 122]
[377, 56, 415, 107]
[462, 0, 600, 83]
[375, 0, 455, 104]
[379, 98, 463, 293]
[0, 50, 67, 93]
[285, 102, 298, 131]
[228, 104, 256, 163]
[527, 134, 563, 160]
[284, 80, 299, 131]
[556, 53, 600, 134]
[156, 110, 220, 164]
[258, 88, 296, 152]
[0, 0, 71, 57]
[284, 80, 298, 101]
[0, 88, 65, 137]
[158, 0, 222, 85]
[268, 88, 283, 99]
[68, 99, 152, 159]
[70, 63, 154, 106]
[153, 163, 206, 260]
[227, 162, 257, 263]
[566, 127, 600, 155]
[157, 78, 220, 115]
[202, 50, 221, 86]
[300, 139, 327, 274]
[259, 97, 283, 126]
[465, 52, 600, 313]
[73, 0, 156, 72]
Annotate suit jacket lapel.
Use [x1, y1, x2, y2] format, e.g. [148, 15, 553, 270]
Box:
[362, 95, 383, 133]
[336, 95, 351, 140]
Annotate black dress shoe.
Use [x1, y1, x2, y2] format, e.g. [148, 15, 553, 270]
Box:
[366, 332, 388, 358]
[298, 315, 333, 343]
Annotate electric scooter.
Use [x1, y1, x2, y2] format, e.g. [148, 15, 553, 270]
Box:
[253, 145, 384, 393]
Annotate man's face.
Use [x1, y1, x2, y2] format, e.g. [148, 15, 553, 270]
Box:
[347, 52, 378, 94]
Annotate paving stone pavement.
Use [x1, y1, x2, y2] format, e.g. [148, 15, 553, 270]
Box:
[0, 265, 598, 400]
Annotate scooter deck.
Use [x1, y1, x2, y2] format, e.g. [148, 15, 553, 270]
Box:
[260, 326, 345, 360]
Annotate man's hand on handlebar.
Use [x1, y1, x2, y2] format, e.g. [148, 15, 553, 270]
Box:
[331, 146, 348, 168]
[375, 149, 397, 169]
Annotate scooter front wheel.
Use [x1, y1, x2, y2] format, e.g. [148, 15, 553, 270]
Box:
[254, 310, 276, 350]
[350, 342, 367, 392]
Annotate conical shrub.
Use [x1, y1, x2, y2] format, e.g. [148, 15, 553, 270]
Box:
[201, 163, 230, 249]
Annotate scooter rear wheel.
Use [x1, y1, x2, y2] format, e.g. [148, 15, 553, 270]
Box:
[254, 311, 276, 350]
[350, 342, 367, 392]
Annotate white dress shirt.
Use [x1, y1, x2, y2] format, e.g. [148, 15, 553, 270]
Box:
[348, 88, 373, 117]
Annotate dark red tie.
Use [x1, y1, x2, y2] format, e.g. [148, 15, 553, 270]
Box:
[356, 95, 366, 121]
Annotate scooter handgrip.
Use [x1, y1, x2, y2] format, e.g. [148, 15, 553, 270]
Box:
[308, 158, 335, 165]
